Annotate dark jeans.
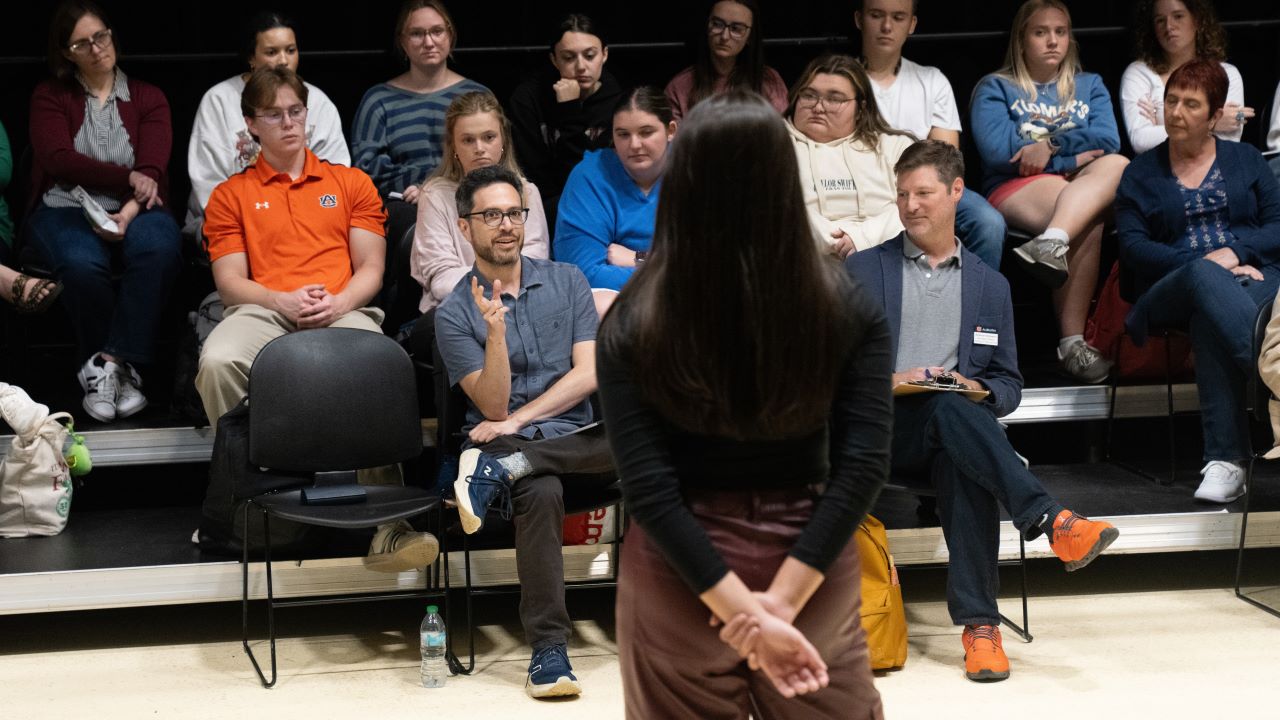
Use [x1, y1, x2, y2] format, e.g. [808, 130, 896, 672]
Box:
[479, 423, 615, 651]
[617, 489, 882, 720]
[956, 187, 1007, 270]
[891, 392, 1059, 626]
[1129, 259, 1280, 463]
[25, 204, 182, 364]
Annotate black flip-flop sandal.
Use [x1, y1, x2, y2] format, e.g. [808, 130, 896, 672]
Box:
[11, 274, 63, 314]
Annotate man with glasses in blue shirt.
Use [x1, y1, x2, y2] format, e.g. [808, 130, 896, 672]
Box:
[435, 164, 613, 699]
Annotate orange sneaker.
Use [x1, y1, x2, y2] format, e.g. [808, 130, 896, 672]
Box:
[962, 624, 1010, 682]
[1049, 509, 1119, 572]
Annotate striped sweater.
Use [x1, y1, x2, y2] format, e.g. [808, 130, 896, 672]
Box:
[350, 78, 488, 198]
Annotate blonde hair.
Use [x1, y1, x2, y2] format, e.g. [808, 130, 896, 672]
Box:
[424, 91, 524, 189]
[998, 0, 1081, 102]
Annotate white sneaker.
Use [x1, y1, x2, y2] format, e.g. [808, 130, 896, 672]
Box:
[77, 354, 119, 422]
[114, 362, 147, 418]
[1194, 461, 1246, 503]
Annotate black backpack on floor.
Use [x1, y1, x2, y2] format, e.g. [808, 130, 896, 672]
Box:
[196, 399, 316, 556]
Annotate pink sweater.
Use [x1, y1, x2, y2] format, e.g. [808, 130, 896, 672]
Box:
[664, 66, 789, 121]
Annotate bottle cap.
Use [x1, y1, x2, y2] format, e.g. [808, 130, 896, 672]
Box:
[427, 604, 439, 614]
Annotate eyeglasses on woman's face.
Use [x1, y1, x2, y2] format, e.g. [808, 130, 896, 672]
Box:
[795, 89, 855, 111]
[68, 28, 113, 55]
[707, 16, 750, 40]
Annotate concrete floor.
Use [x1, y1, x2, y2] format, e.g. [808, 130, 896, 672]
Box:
[2, 551, 1279, 719]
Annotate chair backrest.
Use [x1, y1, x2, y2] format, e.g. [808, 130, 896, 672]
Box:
[1251, 298, 1276, 425]
[248, 328, 422, 472]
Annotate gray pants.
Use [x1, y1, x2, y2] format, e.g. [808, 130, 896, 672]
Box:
[478, 423, 614, 650]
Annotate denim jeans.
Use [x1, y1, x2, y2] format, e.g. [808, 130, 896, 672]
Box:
[1129, 259, 1280, 463]
[891, 392, 1059, 626]
[956, 188, 1007, 270]
[25, 204, 182, 365]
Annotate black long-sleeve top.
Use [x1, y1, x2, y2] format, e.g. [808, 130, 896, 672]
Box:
[596, 280, 893, 594]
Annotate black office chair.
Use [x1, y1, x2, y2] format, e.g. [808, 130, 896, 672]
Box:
[431, 341, 622, 675]
[240, 328, 451, 687]
[1235, 299, 1280, 619]
[884, 474, 1033, 643]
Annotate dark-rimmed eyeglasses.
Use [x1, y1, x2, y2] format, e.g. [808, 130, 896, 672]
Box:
[254, 105, 308, 126]
[707, 17, 750, 39]
[796, 89, 855, 111]
[464, 208, 530, 227]
[68, 29, 113, 55]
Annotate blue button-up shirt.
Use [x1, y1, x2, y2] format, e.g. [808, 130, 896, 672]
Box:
[435, 256, 598, 441]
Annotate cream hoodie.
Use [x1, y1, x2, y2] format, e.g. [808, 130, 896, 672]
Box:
[787, 120, 913, 252]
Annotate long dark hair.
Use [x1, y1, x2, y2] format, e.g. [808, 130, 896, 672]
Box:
[1133, 0, 1228, 74]
[242, 10, 296, 65]
[47, 0, 112, 82]
[689, 0, 767, 109]
[599, 92, 852, 440]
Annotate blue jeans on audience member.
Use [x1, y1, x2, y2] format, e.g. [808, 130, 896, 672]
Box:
[1128, 259, 1280, 464]
[956, 188, 1006, 270]
[891, 392, 1059, 626]
[25, 204, 182, 365]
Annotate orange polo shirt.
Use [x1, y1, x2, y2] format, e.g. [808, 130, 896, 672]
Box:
[204, 149, 386, 295]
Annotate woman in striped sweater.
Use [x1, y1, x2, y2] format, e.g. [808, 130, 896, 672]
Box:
[351, 0, 488, 247]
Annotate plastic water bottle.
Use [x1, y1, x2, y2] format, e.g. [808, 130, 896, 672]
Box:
[420, 604, 447, 688]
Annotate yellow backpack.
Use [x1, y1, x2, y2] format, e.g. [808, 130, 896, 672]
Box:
[856, 515, 908, 670]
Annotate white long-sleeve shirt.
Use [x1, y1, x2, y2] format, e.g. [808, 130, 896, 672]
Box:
[1119, 60, 1244, 155]
[185, 75, 349, 235]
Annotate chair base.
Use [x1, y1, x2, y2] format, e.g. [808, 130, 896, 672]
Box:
[241, 502, 466, 688]
[1234, 454, 1280, 620]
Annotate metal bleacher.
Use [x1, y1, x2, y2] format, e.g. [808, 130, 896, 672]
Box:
[4, 380, 1278, 615]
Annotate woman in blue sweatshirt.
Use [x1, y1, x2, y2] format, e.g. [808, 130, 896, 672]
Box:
[555, 87, 675, 313]
[971, 0, 1128, 384]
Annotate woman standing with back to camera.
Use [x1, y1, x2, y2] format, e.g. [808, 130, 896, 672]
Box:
[597, 92, 889, 719]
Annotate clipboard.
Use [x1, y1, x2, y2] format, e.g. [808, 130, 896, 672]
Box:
[893, 381, 990, 401]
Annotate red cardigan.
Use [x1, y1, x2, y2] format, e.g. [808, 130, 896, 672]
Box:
[27, 75, 172, 212]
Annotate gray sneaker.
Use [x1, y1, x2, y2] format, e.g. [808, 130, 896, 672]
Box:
[1012, 235, 1070, 288]
[364, 520, 439, 572]
[1058, 339, 1112, 384]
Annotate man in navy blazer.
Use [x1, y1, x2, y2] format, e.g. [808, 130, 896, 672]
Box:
[845, 140, 1118, 683]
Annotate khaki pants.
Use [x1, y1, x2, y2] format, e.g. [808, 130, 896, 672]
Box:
[195, 303, 385, 425]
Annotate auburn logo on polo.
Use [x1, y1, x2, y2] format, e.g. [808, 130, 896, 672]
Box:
[319, 194, 338, 208]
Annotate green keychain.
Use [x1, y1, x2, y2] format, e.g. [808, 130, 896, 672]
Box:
[64, 420, 92, 477]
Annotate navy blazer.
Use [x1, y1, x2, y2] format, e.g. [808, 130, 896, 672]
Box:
[845, 233, 1023, 418]
[1116, 137, 1280, 298]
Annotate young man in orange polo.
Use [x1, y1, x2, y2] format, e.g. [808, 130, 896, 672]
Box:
[198, 66, 435, 573]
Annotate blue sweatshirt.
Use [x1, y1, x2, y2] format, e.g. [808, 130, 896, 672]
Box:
[970, 72, 1120, 195]
[554, 149, 659, 291]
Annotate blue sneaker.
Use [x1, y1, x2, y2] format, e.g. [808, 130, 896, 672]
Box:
[454, 448, 512, 535]
[526, 644, 582, 698]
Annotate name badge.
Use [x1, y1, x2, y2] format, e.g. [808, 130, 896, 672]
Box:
[974, 325, 999, 346]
